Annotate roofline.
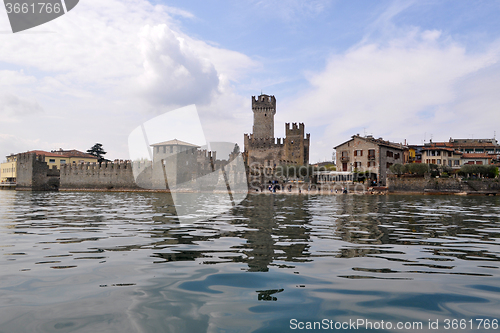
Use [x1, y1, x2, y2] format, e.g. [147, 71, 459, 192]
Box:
[334, 135, 406, 150]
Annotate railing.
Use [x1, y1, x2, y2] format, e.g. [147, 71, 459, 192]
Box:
[341, 156, 349, 162]
[368, 155, 376, 160]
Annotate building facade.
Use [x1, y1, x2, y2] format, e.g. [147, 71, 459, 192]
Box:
[421, 145, 463, 168]
[0, 154, 17, 183]
[150, 139, 201, 189]
[244, 94, 310, 167]
[334, 135, 406, 186]
[416, 138, 500, 167]
[1, 149, 97, 183]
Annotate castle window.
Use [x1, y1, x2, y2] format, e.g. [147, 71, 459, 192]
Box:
[60, 160, 66, 164]
[170, 146, 173, 153]
[291, 141, 294, 144]
[49, 159, 55, 163]
[265, 114, 267, 117]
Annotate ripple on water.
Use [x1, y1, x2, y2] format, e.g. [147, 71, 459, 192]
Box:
[0, 192, 500, 331]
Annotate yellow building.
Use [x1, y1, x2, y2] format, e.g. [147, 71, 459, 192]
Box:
[1, 154, 17, 183]
[0, 150, 98, 183]
[29, 150, 98, 169]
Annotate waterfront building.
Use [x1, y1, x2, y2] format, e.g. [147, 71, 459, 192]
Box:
[334, 134, 406, 186]
[460, 153, 491, 166]
[243, 94, 310, 168]
[0, 149, 97, 183]
[421, 143, 463, 168]
[38, 149, 98, 169]
[0, 154, 17, 183]
[449, 138, 500, 154]
[150, 139, 201, 189]
[407, 145, 424, 164]
[419, 138, 500, 167]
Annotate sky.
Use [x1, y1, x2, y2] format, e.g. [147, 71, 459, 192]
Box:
[1, 0, 500, 163]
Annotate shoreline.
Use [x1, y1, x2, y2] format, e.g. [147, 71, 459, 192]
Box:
[5, 184, 498, 196]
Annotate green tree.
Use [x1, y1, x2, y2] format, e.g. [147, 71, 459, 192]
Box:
[407, 163, 429, 176]
[389, 163, 405, 176]
[459, 164, 498, 178]
[232, 144, 240, 155]
[87, 143, 107, 163]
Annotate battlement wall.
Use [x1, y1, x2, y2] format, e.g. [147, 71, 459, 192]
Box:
[244, 135, 284, 148]
[252, 95, 276, 109]
[60, 161, 140, 189]
[16, 153, 60, 191]
[285, 122, 307, 136]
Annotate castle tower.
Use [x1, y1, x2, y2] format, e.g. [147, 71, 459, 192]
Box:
[252, 94, 276, 139]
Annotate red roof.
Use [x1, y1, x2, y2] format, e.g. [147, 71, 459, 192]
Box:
[422, 146, 456, 152]
[461, 153, 492, 159]
[425, 142, 454, 148]
[26, 150, 97, 159]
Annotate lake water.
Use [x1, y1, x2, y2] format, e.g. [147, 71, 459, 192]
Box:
[1, 191, 500, 332]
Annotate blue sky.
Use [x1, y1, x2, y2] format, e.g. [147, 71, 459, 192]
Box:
[1, 0, 500, 162]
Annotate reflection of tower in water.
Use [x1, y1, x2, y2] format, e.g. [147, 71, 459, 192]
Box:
[145, 194, 314, 270]
[233, 195, 313, 272]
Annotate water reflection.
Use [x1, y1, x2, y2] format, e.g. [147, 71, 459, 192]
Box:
[1, 192, 500, 274]
[1, 191, 500, 332]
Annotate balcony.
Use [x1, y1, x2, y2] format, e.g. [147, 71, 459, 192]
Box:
[368, 155, 376, 160]
[340, 156, 349, 162]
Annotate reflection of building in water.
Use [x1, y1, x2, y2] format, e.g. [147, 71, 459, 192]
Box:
[333, 195, 387, 255]
[147, 194, 313, 271]
[229, 195, 313, 272]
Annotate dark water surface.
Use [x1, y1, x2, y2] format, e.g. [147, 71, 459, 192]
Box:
[1, 191, 500, 332]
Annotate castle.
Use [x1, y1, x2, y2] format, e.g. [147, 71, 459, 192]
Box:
[244, 94, 310, 167]
[11, 142, 247, 192]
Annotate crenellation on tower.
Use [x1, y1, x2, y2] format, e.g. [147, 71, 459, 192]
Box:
[251, 94, 276, 140]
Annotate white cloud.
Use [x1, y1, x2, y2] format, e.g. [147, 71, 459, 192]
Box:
[284, 29, 500, 162]
[0, 0, 258, 158]
[136, 24, 220, 107]
[0, 70, 37, 86]
[0, 134, 44, 156]
[0, 92, 43, 120]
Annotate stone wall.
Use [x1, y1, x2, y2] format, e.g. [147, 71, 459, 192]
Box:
[462, 179, 500, 192]
[60, 161, 140, 190]
[16, 153, 60, 191]
[388, 175, 500, 194]
[252, 95, 276, 139]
